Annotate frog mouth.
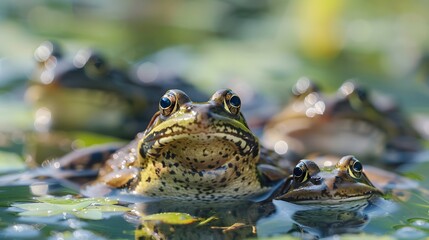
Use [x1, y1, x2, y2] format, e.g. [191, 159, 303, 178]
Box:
[277, 185, 382, 205]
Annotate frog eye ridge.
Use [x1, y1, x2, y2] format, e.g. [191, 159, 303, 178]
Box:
[159, 92, 177, 116]
[224, 91, 241, 115]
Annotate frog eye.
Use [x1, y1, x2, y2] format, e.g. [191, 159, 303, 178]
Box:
[347, 158, 363, 179]
[224, 91, 241, 115]
[159, 92, 177, 116]
[293, 161, 309, 183]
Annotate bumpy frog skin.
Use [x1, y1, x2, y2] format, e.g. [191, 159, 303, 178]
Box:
[276, 156, 382, 204]
[263, 78, 421, 159]
[89, 89, 288, 201]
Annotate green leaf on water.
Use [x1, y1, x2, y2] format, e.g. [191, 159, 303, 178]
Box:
[71, 209, 103, 220]
[86, 204, 131, 212]
[140, 212, 202, 225]
[18, 209, 63, 217]
[12, 196, 130, 220]
[11, 203, 54, 211]
[35, 196, 118, 205]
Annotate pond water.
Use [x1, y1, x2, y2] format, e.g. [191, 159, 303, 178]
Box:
[0, 129, 429, 239]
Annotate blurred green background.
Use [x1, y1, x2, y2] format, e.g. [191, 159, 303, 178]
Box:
[1, 0, 429, 113]
[1, 2, 429, 239]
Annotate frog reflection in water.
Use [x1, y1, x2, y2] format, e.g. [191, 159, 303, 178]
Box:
[263, 78, 421, 163]
[276, 155, 382, 204]
[83, 89, 289, 201]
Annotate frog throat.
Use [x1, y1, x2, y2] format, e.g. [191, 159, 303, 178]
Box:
[139, 129, 259, 170]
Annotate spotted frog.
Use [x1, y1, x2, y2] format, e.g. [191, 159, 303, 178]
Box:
[263, 78, 421, 163]
[83, 89, 289, 201]
[276, 156, 383, 204]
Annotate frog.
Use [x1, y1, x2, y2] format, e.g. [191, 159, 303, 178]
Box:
[26, 41, 208, 139]
[26, 41, 148, 139]
[80, 88, 290, 201]
[260, 154, 418, 238]
[275, 155, 383, 204]
[262, 78, 422, 164]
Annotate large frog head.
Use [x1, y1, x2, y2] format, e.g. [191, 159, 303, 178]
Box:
[276, 156, 382, 204]
[263, 78, 421, 160]
[134, 89, 269, 200]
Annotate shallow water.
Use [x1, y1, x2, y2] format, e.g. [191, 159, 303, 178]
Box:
[0, 98, 428, 239]
[0, 153, 429, 239]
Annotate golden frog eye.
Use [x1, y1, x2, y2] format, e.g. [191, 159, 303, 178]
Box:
[347, 158, 363, 179]
[224, 91, 241, 115]
[159, 92, 177, 116]
[293, 161, 309, 183]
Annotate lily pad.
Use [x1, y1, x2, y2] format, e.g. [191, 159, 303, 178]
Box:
[12, 196, 130, 220]
[36, 196, 118, 205]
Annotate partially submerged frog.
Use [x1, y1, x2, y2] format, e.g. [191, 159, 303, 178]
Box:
[263, 78, 421, 163]
[276, 156, 383, 204]
[26, 41, 207, 139]
[82, 89, 289, 201]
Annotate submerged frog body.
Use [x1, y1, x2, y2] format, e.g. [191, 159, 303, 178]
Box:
[263, 78, 421, 162]
[276, 156, 382, 204]
[85, 89, 289, 201]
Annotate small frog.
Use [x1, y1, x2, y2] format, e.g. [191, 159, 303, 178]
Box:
[276, 156, 382, 204]
[263, 78, 421, 163]
[83, 89, 289, 201]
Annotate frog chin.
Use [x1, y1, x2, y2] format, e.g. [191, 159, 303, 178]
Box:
[152, 132, 257, 171]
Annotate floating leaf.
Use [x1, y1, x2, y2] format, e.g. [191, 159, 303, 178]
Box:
[72, 209, 103, 220]
[18, 209, 63, 217]
[12, 203, 54, 211]
[140, 212, 201, 225]
[86, 205, 131, 212]
[35, 196, 118, 205]
[12, 196, 129, 220]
